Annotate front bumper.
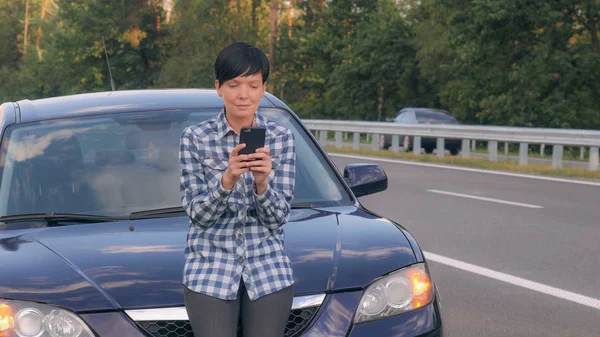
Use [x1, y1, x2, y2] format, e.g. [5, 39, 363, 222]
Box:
[80, 291, 443, 337]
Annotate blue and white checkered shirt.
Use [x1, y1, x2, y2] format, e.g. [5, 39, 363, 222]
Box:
[180, 110, 295, 301]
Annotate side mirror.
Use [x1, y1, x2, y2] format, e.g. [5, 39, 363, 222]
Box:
[343, 164, 388, 197]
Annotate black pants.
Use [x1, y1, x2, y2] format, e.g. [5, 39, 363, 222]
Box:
[184, 281, 293, 337]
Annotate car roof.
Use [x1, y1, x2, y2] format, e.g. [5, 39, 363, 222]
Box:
[12, 89, 282, 123]
[400, 107, 452, 116]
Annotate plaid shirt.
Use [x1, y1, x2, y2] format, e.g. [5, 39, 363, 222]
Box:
[180, 110, 295, 301]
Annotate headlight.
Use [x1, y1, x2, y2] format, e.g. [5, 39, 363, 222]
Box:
[354, 263, 434, 324]
[0, 299, 94, 337]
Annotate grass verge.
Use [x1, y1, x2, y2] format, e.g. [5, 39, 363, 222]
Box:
[323, 146, 600, 181]
[470, 148, 587, 162]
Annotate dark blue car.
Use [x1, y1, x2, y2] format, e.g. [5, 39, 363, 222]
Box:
[0, 90, 443, 337]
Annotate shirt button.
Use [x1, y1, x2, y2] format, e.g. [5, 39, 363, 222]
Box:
[239, 257, 245, 263]
[239, 211, 245, 217]
[237, 233, 243, 239]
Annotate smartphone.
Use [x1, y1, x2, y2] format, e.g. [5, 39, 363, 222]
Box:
[239, 126, 266, 156]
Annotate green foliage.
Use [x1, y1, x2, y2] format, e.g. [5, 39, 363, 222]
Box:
[49, 0, 171, 93]
[416, 0, 600, 129]
[157, 0, 269, 89]
[327, 0, 431, 121]
[0, 1, 22, 68]
[0, 0, 171, 102]
[0, 0, 598, 130]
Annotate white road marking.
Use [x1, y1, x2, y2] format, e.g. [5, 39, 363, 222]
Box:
[327, 153, 600, 187]
[426, 189, 543, 209]
[424, 251, 600, 310]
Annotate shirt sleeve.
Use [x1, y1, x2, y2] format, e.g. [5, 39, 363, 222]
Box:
[253, 129, 296, 230]
[180, 128, 232, 228]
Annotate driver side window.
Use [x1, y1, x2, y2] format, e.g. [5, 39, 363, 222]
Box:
[395, 112, 407, 123]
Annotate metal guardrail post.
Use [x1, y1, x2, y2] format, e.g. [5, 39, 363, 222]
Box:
[335, 131, 342, 148]
[303, 120, 600, 171]
[488, 141, 498, 162]
[580, 147, 585, 160]
[589, 147, 599, 171]
[519, 143, 528, 166]
[319, 130, 327, 145]
[413, 137, 421, 155]
[552, 145, 563, 168]
[353, 132, 360, 150]
[372, 133, 380, 151]
[540, 144, 545, 157]
[461, 139, 470, 158]
[437, 138, 445, 158]
[391, 136, 400, 153]
[504, 143, 509, 154]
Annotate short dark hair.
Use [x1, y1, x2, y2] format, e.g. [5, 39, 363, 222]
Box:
[215, 42, 270, 87]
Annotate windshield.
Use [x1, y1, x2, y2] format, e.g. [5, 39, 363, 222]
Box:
[416, 110, 458, 124]
[415, 111, 459, 124]
[0, 108, 350, 221]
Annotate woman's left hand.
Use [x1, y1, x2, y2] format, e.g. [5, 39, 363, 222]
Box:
[246, 147, 272, 194]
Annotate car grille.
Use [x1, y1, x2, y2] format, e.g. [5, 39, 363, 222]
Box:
[137, 306, 319, 337]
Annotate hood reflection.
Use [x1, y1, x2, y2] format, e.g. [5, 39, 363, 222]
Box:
[100, 245, 181, 254]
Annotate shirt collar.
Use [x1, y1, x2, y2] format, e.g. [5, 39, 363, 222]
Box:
[215, 109, 267, 139]
[215, 110, 232, 139]
[254, 112, 268, 128]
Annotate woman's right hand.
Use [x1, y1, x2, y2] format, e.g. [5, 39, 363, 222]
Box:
[221, 143, 250, 190]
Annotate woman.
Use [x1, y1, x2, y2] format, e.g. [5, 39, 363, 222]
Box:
[179, 42, 295, 337]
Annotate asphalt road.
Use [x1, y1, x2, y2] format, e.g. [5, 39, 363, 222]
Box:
[330, 153, 600, 337]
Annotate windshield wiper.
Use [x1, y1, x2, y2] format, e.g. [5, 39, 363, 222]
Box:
[128, 207, 187, 220]
[291, 203, 320, 209]
[0, 212, 122, 226]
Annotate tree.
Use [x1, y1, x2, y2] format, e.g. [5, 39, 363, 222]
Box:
[275, 0, 383, 118]
[0, 0, 25, 68]
[158, 0, 270, 89]
[328, 0, 432, 121]
[415, 0, 600, 129]
[0, 0, 54, 102]
[1, 0, 171, 100]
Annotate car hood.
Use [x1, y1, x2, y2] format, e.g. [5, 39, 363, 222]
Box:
[0, 206, 416, 312]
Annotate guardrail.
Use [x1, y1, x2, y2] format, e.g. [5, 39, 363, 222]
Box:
[303, 120, 600, 171]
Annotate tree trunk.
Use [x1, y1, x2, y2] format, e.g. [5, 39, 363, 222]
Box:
[269, 0, 278, 90]
[252, 0, 261, 30]
[156, 0, 162, 32]
[279, 64, 286, 99]
[586, 3, 599, 52]
[288, 0, 294, 38]
[23, 0, 29, 55]
[377, 85, 384, 121]
[35, 0, 51, 56]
